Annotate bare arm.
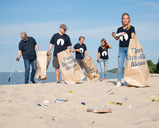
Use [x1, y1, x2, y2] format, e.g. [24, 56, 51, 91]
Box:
[68, 46, 71, 52]
[35, 44, 39, 51]
[97, 53, 100, 63]
[131, 33, 135, 39]
[106, 40, 112, 49]
[72, 48, 80, 53]
[85, 50, 90, 58]
[112, 32, 119, 40]
[16, 50, 22, 61]
[47, 44, 53, 56]
[72, 48, 76, 53]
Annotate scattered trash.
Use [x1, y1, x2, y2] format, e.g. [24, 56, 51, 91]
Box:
[150, 95, 159, 102]
[92, 121, 95, 126]
[81, 106, 84, 111]
[27, 106, 29, 108]
[128, 105, 131, 109]
[37, 103, 42, 106]
[68, 91, 77, 94]
[73, 108, 79, 112]
[107, 90, 114, 95]
[37, 100, 49, 107]
[42, 100, 50, 105]
[81, 102, 85, 105]
[55, 99, 69, 103]
[110, 102, 124, 105]
[124, 97, 128, 102]
[87, 108, 112, 113]
[81, 102, 85, 111]
[52, 117, 57, 121]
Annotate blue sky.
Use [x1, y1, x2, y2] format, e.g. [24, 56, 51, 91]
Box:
[0, 0, 159, 72]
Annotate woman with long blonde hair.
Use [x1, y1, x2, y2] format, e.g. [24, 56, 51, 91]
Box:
[112, 13, 135, 87]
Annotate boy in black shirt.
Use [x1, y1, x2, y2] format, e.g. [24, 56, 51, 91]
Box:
[72, 36, 90, 69]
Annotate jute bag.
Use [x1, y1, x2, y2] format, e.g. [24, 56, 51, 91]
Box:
[36, 51, 52, 80]
[57, 49, 85, 84]
[82, 57, 100, 81]
[124, 38, 152, 87]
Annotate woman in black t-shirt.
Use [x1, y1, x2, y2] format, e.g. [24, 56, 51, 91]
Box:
[97, 38, 112, 81]
[112, 13, 135, 87]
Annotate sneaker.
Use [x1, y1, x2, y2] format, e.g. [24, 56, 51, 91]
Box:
[31, 80, 36, 84]
[25, 82, 29, 84]
[116, 82, 121, 87]
[61, 81, 67, 84]
[56, 81, 60, 84]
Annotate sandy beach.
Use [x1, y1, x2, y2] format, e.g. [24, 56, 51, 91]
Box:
[0, 74, 159, 128]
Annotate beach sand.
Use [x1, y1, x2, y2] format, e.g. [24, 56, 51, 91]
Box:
[0, 75, 159, 128]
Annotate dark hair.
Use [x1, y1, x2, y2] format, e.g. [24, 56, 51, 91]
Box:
[101, 38, 108, 52]
[79, 36, 85, 41]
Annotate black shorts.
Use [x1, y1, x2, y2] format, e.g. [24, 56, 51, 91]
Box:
[76, 59, 84, 69]
[52, 56, 60, 68]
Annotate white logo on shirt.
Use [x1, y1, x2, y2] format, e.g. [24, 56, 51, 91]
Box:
[116, 32, 128, 41]
[57, 38, 64, 46]
[79, 48, 84, 53]
[102, 51, 107, 56]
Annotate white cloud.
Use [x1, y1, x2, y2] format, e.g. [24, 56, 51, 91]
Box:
[0, 21, 158, 45]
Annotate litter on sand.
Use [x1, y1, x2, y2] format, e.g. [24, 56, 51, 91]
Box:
[52, 117, 57, 121]
[92, 121, 95, 126]
[87, 108, 112, 113]
[81, 102, 85, 105]
[68, 91, 77, 94]
[110, 102, 124, 105]
[150, 95, 159, 102]
[107, 90, 115, 95]
[55, 99, 69, 103]
[42, 100, 50, 105]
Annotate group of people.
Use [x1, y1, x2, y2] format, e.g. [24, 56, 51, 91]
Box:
[16, 13, 135, 87]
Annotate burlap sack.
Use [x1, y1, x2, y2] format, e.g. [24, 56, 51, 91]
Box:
[36, 51, 52, 80]
[82, 57, 100, 81]
[57, 49, 85, 84]
[124, 38, 152, 87]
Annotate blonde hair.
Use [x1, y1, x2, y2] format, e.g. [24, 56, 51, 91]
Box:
[122, 13, 131, 30]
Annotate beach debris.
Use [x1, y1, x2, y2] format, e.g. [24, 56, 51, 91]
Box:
[54, 98, 69, 103]
[110, 102, 124, 105]
[124, 97, 128, 102]
[52, 117, 57, 121]
[81, 102, 85, 105]
[87, 108, 112, 113]
[128, 105, 131, 109]
[27, 106, 30, 108]
[92, 121, 95, 126]
[150, 95, 159, 102]
[37, 103, 42, 106]
[73, 108, 79, 112]
[37, 100, 49, 107]
[81, 102, 85, 111]
[107, 90, 114, 95]
[81, 106, 84, 111]
[42, 100, 50, 105]
[68, 90, 77, 94]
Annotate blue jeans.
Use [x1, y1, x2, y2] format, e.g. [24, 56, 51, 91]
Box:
[117, 47, 128, 81]
[99, 58, 109, 79]
[24, 59, 36, 83]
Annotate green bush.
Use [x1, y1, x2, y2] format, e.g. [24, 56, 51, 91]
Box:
[156, 62, 159, 73]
